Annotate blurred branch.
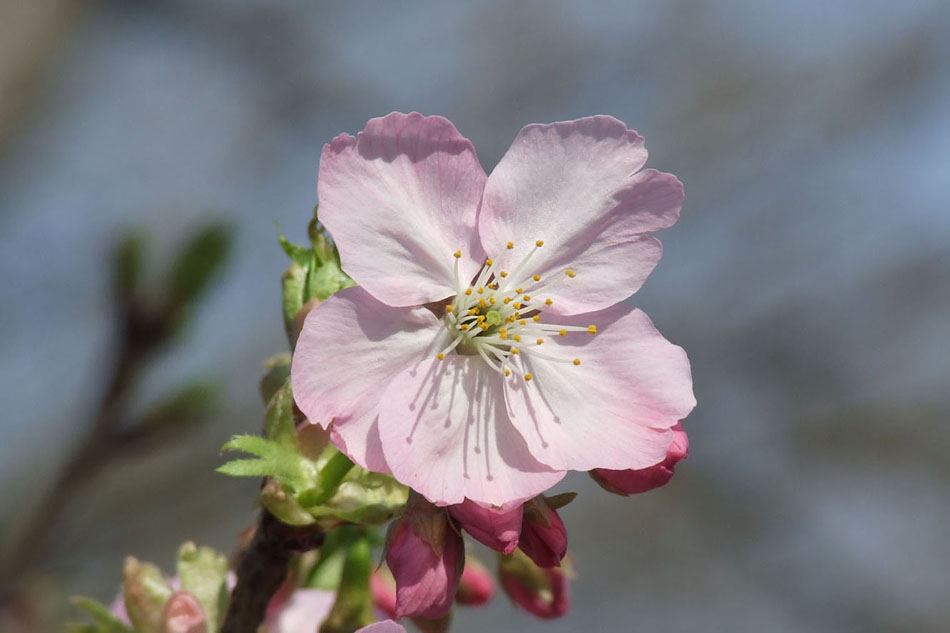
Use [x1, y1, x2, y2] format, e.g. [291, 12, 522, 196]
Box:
[0, 222, 233, 604]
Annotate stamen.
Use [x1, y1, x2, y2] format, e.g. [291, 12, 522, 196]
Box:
[565, 269, 576, 278]
[535, 240, 544, 247]
[533, 274, 541, 281]
[507, 242, 514, 249]
[573, 358, 581, 365]
[588, 325, 597, 335]
[454, 250, 462, 259]
[536, 338, 544, 345]
[524, 373, 533, 381]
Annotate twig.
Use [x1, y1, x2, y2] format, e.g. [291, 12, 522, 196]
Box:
[221, 510, 324, 633]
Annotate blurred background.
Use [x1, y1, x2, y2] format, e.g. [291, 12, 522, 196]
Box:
[1, 0, 949, 631]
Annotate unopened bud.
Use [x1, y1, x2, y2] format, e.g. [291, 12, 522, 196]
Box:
[160, 592, 207, 633]
[385, 494, 464, 619]
[455, 558, 494, 606]
[370, 569, 397, 620]
[518, 497, 567, 568]
[590, 422, 689, 495]
[498, 550, 569, 620]
[448, 499, 522, 554]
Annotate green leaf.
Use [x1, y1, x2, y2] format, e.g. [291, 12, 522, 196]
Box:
[177, 542, 229, 631]
[264, 379, 298, 451]
[277, 223, 312, 267]
[167, 222, 233, 308]
[112, 231, 147, 305]
[70, 597, 133, 633]
[122, 557, 173, 633]
[218, 435, 316, 491]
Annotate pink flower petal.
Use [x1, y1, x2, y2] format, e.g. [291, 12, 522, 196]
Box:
[318, 112, 487, 307]
[356, 622, 407, 633]
[377, 356, 565, 507]
[504, 304, 695, 472]
[291, 286, 446, 472]
[266, 588, 336, 633]
[479, 116, 683, 315]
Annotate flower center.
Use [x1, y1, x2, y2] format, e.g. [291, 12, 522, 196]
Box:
[437, 241, 594, 381]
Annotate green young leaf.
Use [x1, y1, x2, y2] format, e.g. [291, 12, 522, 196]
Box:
[70, 597, 133, 633]
[281, 262, 308, 344]
[218, 435, 316, 492]
[308, 470, 409, 529]
[167, 222, 233, 309]
[121, 557, 173, 633]
[263, 379, 298, 451]
[176, 542, 229, 631]
[259, 353, 291, 405]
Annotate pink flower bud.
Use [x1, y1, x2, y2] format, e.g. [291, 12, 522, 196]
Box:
[370, 570, 398, 620]
[385, 495, 464, 619]
[498, 550, 569, 620]
[590, 422, 689, 495]
[160, 592, 207, 633]
[454, 558, 495, 606]
[448, 499, 522, 554]
[518, 497, 567, 568]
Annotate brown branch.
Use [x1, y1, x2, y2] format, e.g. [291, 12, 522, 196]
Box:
[221, 510, 324, 633]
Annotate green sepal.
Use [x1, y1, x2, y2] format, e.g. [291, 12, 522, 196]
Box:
[176, 542, 229, 631]
[263, 379, 299, 451]
[544, 492, 578, 510]
[121, 557, 173, 633]
[308, 469, 408, 530]
[69, 597, 133, 633]
[261, 479, 318, 526]
[306, 257, 344, 301]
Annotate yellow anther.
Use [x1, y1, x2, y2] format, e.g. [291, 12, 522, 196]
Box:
[503, 297, 511, 304]
[559, 329, 567, 336]
[454, 250, 462, 259]
[588, 325, 597, 335]
[513, 312, 520, 318]
[533, 274, 541, 281]
[507, 241, 514, 249]
[519, 319, 526, 326]
[535, 240, 544, 247]
[511, 348, 519, 354]
[465, 288, 473, 295]
[490, 297, 496, 305]
[477, 315, 486, 323]
[504, 369, 511, 376]
[536, 338, 544, 345]
[485, 258, 493, 266]
[545, 298, 553, 306]
[477, 287, 484, 294]
[523, 294, 531, 301]
[500, 271, 509, 278]
[437, 353, 445, 360]
[525, 373, 534, 381]
[573, 358, 581, 366]
[516, 288, 524, 294]
[480, 323, 490, 330]
[513, 335, 521, 342]
[565, 269, 576, 278]
[532, 315, 541, 322]
[491, 283, 499, 289]
[479, 297, 487, 308]
[499, 329, 508, 339]
[513, 303, 521, 309]
[468, 308, 479, 316]
[460, 324, 469, 331]
[445, 305, 454, 313]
